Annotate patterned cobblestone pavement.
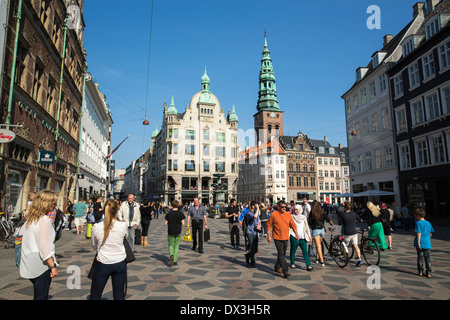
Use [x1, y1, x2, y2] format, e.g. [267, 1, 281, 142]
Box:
[1, 213, 449, 301]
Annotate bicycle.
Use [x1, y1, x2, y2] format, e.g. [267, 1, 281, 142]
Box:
[316, 227, 349, 268]
[0, 212, 15, 249]
[348, 228, 381, 266]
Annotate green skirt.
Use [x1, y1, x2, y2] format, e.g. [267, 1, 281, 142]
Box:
[368, 222, 387, 249]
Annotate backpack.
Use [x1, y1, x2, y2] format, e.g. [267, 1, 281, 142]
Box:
[54, 208, 65, 242]
[14, 218, 26, 267]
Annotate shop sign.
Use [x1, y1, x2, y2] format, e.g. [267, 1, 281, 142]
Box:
[0, 129, 16, 143]
[38, 150, 55, 164]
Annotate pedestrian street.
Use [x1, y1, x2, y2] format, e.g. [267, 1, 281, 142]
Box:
[1, 213, 450, 301]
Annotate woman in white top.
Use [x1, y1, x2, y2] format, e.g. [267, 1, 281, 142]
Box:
[289, 205, 313, 271]
[19, 190, 58, 300]
[90, 200, 128, 300]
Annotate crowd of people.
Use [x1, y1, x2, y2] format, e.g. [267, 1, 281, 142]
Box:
[15, 190, 435, 300]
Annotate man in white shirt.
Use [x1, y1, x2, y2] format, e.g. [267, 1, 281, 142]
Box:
[302, 198, 311, 218]
[118, 194, 141, 252]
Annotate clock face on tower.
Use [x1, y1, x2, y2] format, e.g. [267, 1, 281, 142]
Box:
[270, 112, 275, 118]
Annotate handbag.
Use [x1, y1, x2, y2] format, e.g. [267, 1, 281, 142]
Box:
[204, 228, 210, 242]
[123, 238, 135, 263]
[183, 228, 192, 242]
[87, 253, 98, 280]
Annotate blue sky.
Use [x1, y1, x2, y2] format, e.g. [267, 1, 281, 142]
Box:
[83, 0, 422, 169]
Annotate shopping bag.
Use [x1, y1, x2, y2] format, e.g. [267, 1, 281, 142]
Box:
[183, 229, 192, 242]
[204, 228, 210, 242]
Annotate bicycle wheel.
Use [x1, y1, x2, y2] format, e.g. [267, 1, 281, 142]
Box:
[361, 238, 380, 266]
[330, 239, 348, 268]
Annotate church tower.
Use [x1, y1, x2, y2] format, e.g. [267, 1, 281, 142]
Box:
[254, 33, 284, 145]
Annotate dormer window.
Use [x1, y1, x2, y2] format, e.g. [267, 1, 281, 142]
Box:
[425, 16, 440, 40]
[356, 67, 368, 82]
[372, 51, 387, 68]
[403, 38, 414, 56]
[425, 14, 450, 40]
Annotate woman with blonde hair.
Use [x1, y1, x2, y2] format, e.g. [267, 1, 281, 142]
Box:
[367, 202, 388, 250]
[19, 190, 58, 300]
[90, 199, 128, 300]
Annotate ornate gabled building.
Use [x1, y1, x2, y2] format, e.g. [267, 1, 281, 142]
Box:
[280, 132, 317, 202]
[146, 69, 239, 205]
[0, 0, 86, 212]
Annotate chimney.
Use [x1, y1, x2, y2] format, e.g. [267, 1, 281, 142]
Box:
[324, 136, 328, 142]
[383, 34, 393, 46]
[338, 143, 343, 148]
[426, 0, 439, 14]
[413, 2, 426, 18]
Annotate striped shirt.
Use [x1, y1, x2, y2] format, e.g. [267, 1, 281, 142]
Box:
[188, 205, 207, 220]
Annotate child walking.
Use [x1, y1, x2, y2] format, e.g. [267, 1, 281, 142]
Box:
[165, 200, 185, 266]
[413, 208, 434, 278]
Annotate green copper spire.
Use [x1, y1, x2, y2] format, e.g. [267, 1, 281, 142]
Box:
[229, 104, 238, 122]
[151, 125, 159, 138]
[167, 96, 178, 115]
[257, 34, 279, 111]
[199, 66, 214, 104]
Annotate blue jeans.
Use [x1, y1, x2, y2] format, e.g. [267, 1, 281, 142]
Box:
[90, 259, 127, 300]
[30, 269, 52, 300]
[416, 248, 432, 275]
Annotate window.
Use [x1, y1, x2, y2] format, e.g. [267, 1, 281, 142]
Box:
[443, 87, 450, 114]
[431, 135, 445, 164]
[173, 128, 178, 139]
[425, 17, 440, 40]
[357, 155, 363, 172]
[32, 60, 44, 102]
[15, 41, 29, 86]
[296, 177, 301, 187]
[372, 113, 378, 133]
[303, 177, 308, 187]
[215, 132, 225, 142]
[393, 75, 403, 97]
[361, 88, 367, 105]
[403, 38, 414, 56]
[379, 73, 387, 92]
[396, 108, 407, 133]
[350, 157, 355, 174]
[399, 144, 411, 170]
[363, 118, 369, 137]
[353, 94, 359, 110]
[173, 160, 178, 171]
[416, 139, 429, 166]
[289, 176, 294, 187]
[203, 129, 209, 141]
[369, 81, 376, 99]
[422, 53, 435, 80]
[439, 40, 450, 70]
[203, 160, 210, 172]
[409, 63, 420, 88]
[365, 151, 372, 171]
[215, 146, 225, 158]
[382, 107, 389, 128]
[375, 148, 382, 169]
[215, 162, 225, 173]
[411, 100, 425, 126]
[185, 144, 195, 155]
[185, 129, 195, 140]
[385, 145, 393, 167]
[185, 160, 195, 171]
[311, 177, 315, 187]
[203, 144, 209, 156]
[426, 93, 440, 120]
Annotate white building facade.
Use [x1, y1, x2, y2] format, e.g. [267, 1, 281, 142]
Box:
[78, 73, 113, 200]
[342, 4, 426, 211]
